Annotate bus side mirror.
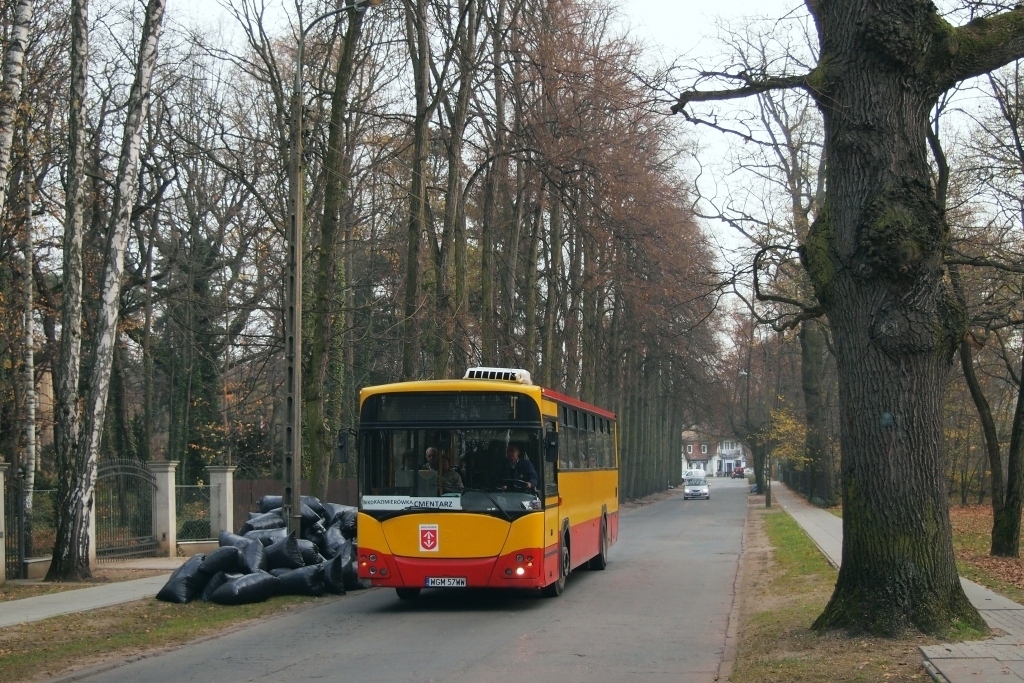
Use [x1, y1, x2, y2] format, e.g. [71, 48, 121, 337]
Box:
[336, 430, 349, 464]
[545, 430, 558, 463]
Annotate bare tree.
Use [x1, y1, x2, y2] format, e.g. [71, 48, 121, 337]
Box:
[49, 0, 166, 580]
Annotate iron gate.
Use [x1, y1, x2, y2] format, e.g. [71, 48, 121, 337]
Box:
[94, 459, 158, 561]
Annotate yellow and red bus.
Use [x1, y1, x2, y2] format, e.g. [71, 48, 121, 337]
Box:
[356, 367, 619, 598]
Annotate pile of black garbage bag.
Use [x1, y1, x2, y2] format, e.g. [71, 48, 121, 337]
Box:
[156, 495, 364, 605]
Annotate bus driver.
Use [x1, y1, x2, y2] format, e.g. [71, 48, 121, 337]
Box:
[503, 443, 538, 491]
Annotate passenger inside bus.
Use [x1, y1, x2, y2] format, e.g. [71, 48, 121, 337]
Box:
[439, 454, 464, 493]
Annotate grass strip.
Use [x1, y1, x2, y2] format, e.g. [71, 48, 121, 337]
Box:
[0, 594, 327, 682]
[730, 509, 937, 683]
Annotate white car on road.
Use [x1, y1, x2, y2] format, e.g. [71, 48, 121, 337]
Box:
[683, 477, 710, 500]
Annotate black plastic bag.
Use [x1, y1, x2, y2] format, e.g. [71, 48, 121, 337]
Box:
[244, 527, 288, 546]
[338, 539, 362, 591]
[209, 571, 280, 605]
[321, 555, 346, 595]
[156, 554, 208, 603]
[200, 571, 244, 601]
[320, 504, 357, 539]
[297, 503, 323, 531]
[219, 530, 248, 548]
[301, 495, 326, 519]
[278, 564, 327, 597]
[238, 510, 285, 535]
[296, 539, 324, 566]
[269, 567, 292, 577]
[200, 546, 245, 575]
[265, 532, 304, 570]
[257, 495, 282, 513]
[242, 536, 267, 573]
[322, 504, 357, 537]
[321, 523, 346, 559]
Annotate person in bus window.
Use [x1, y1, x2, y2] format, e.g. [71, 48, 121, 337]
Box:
[439, 454, 463, 493]
[422, 447, 438, 471]
[503, 443, 538, 491]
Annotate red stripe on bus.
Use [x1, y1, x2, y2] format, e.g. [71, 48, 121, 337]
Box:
[359, 549, 547, 588]
[540, 388, 617, 420]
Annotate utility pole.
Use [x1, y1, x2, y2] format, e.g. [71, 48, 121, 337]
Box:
[282, 0, 379, 535]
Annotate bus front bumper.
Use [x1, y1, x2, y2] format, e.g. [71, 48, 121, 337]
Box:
[358, 548, 544, 589]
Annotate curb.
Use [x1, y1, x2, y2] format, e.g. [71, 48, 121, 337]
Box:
[716, 495, 751, 682]
[921, 657, 952, 683]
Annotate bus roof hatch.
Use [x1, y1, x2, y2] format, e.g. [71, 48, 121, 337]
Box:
[463, 367, 533, 385]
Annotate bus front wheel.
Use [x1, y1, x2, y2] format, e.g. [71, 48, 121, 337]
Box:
[542, 535, 569, 597]
[396, 587, 421, 600]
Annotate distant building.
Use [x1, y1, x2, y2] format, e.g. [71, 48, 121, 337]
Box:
[681, 429, 750, 477]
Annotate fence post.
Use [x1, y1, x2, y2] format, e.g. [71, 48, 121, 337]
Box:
[0, 463, 7, 584]
[206, 466, 236, 537]
[148, 461, 178, 557]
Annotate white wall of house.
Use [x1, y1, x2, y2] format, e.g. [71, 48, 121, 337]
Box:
[714, 439, 747, 475]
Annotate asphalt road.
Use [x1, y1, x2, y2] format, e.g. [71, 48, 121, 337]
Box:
[84, 478, 749, 683]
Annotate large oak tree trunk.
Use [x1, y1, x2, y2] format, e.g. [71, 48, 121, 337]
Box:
[804, 0, 985, 635]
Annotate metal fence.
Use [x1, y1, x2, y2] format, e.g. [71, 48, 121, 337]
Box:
[3, 481, 58, 579]
[176, 484, 218, 541]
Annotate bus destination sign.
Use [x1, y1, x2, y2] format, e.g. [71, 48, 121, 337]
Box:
[361, 496, 463, 511]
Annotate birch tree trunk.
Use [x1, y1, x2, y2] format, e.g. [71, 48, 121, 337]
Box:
[0, 0, 34, 228]
[48, 0, 166, 580]
[22, 176, 36, 552]
[49, 0, 89, 581]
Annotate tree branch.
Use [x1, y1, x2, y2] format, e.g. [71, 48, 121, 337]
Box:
[936, 6, 1024, 90]
[753, 246, 820, 312]
[671, 73, 811, 114]
[945, 256, 1024, 273]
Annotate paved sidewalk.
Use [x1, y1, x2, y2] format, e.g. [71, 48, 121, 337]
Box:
[772, 482, 1024, 683]
[0, 556, 187, 628]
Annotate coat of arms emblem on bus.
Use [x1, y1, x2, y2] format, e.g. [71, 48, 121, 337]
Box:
[419, 524, 439, 552]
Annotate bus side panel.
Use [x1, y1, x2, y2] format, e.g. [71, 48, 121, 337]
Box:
[558, 469, 618, 570]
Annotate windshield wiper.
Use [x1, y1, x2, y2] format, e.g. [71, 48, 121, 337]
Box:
[460, 488, 513, 522]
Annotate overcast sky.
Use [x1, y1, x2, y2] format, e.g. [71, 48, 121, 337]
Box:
[169, 0, 807, 262]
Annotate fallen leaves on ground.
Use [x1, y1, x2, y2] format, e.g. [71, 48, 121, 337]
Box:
[950, 505, 1024, 597]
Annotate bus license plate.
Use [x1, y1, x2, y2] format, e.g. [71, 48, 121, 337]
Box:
[426, 577, 466, 587]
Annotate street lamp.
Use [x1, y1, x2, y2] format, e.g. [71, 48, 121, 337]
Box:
[283, 0, 379, 535]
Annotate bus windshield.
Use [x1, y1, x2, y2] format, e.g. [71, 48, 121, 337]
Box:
[360, 427, 543, 516]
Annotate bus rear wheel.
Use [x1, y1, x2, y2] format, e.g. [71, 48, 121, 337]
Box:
[588, 519, 608, 570]
[396, 587, 421, 600]
[542, 535, 569, 597]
